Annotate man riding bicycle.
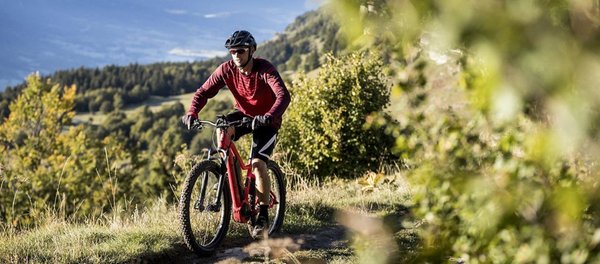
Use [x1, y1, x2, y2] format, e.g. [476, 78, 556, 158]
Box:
[182, 30, 290, 238]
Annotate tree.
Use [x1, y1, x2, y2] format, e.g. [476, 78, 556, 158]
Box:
[99, 101, 113, 113]
[279, 52, 394, 179]
[113, 92, 125, 110]
[303, 50, 320, 72]
[286, 54, 302, 71]
[0, 74, 134, 228]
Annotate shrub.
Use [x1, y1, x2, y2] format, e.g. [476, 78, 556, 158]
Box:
[278, 52, 395, 180]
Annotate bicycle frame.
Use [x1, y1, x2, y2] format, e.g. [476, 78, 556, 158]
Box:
[195, 118, 280, 224]
[215, 129, 255, 223]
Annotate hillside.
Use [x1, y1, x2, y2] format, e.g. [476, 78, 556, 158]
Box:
[0, 8, 342, 122]
[71, 92, 234, 125]
[0, 1, 317, 91]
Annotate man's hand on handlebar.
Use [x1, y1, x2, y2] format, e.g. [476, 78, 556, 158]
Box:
[181, 114, 197, 130]
[252, 115, 271, 129]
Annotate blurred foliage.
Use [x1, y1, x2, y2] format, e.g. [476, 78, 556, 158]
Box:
[278, 52, 396, 180]
[332, 0, 600, 262]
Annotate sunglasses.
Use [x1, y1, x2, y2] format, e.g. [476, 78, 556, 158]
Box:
[229, 48, 247, 55]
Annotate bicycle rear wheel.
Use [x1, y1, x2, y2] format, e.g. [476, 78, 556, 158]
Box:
[179, 160, 231, 256]
[266, 160, 286, 234]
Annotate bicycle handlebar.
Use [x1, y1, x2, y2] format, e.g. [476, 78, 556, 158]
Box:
[191, 116, 253, 130]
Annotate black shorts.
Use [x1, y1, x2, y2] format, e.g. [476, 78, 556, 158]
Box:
[225, 111, 278, 162]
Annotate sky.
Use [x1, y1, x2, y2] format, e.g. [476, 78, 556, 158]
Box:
[0, 0, 324, 90]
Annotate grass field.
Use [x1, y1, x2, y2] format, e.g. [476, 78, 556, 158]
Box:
[0, 174, 413, 263]
[72, 91, 235, 125]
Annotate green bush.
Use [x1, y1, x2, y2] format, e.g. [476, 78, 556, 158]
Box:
[396, 104, 600, 263]
[278, 52, 395, 179]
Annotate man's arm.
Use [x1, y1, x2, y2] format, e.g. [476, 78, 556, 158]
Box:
[264, 67, 290, 118]
[187, 65, 226, 117]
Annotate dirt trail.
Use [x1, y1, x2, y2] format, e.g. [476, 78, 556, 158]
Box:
[158, 225, 349, 264]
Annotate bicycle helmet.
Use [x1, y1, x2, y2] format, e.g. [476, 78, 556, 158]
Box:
[224, 30, 257, 49]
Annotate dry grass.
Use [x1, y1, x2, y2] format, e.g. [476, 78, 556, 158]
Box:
[0, 199, 180, 263]
[0, 173, 412, 263]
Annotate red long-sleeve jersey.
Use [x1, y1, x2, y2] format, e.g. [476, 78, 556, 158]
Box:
[187, 58, 291, 128]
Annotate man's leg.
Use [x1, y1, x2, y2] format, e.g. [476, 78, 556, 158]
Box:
[250, 127, 277, 238]
[252, 158, 271, 206]
[251, 158, 270, 238]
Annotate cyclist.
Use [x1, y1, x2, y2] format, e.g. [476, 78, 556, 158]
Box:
[182, 30, 290, 239]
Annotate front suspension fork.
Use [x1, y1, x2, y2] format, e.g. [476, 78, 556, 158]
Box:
[193, 147, 224, 212]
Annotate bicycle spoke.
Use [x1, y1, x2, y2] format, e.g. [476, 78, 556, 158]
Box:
[179, 160, 231, 256]
[190, 171, 222, 245]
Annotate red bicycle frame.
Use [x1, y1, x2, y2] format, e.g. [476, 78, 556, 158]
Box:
[217, 130, 255, 223]
[215, 126, 280, 224]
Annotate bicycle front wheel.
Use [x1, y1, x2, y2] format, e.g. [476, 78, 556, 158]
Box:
[179, 160, 231, 256]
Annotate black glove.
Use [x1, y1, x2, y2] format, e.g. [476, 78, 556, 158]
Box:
[181, 114, 197, 130]
[253, 115, 272, 128]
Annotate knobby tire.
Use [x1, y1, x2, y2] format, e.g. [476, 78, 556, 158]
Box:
[265, 161, 286, 235]
[179, 160, 231, 256]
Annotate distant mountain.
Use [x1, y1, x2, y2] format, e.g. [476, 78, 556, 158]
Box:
[255, 9, 345, 71]
[0, 7, 343, 120]
[0, 0, 321, 91]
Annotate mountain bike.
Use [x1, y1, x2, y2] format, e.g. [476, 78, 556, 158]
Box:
[178, 115, 286, 256]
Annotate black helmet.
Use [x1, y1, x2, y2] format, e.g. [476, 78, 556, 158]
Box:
[224, 30, 257, 49]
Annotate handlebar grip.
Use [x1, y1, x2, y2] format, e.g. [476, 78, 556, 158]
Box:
[191, 119, 203, 130]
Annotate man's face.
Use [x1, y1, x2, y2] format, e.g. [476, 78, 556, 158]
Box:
[229, 46, 250, 67]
